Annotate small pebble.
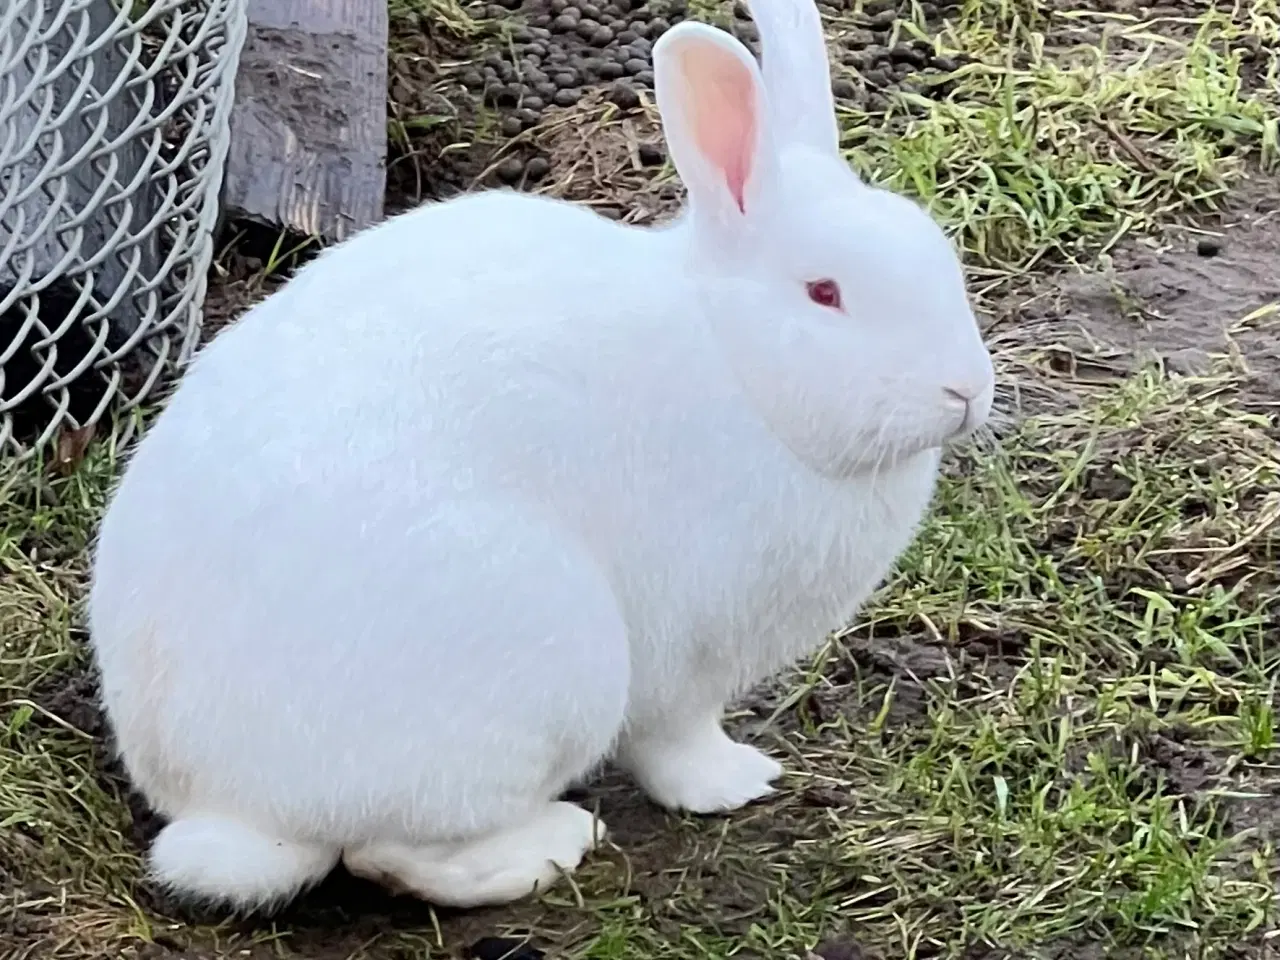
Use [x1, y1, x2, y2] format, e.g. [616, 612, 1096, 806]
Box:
[501, 116, 524, 137]
[496, 157, 526, 184]
[1196, 237, 1222, 257]
[638, 142, 664, 165]
[890, 44, 926, 67]
[609, 81, 641, 109]
[553, 87, 582, 106]
[624, 57, 648, 75]
[831, 77, 857, 99]
[844, 28, 874, 49]
[526, 156, 551, 181]
[552, 13, 577, 30]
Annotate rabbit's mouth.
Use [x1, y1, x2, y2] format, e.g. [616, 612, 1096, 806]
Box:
[775, 423, 945, 484]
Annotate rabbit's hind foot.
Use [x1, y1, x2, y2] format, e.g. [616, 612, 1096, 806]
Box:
[341, 801, 607, 908]
[148, 815, 339, 913]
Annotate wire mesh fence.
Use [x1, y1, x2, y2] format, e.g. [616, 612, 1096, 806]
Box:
[0, 0, 247, 459]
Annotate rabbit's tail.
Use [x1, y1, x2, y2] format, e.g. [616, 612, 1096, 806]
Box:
[149, 815, 339, 912]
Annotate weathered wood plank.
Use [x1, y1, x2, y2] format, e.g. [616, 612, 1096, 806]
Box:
[222, 0, 388, 243]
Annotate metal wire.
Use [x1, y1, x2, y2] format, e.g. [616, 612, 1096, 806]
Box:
[0, 0, 248, 459]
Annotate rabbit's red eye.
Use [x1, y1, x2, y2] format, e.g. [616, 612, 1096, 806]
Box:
[806, 279, 842, 310]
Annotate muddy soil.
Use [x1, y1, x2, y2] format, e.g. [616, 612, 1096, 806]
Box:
[985, 182, 1280, 412]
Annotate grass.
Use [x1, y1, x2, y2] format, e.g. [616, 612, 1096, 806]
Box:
[820, 372, 1280, 952]
[838, 0, 1280, 270]
[3, 0, 1280, 957]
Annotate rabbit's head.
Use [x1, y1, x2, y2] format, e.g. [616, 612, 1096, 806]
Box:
[653, 0, 994, 480]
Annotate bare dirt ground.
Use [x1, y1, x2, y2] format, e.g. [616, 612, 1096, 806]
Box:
[999, 186, 1280, 398]
[3, 0, 1279, 958]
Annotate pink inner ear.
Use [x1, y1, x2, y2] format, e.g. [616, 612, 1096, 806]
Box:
[678, 44, 758, 214]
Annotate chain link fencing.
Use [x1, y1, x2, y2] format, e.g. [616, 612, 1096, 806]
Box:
[1, 0, 248, 459]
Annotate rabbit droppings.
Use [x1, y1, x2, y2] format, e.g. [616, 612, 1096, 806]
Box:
[89, 0, 994, 915]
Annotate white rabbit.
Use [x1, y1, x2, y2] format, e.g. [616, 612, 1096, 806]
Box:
[88, 0, 994, 915]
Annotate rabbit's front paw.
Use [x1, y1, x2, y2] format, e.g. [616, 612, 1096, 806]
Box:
[620, 720, 783, 814]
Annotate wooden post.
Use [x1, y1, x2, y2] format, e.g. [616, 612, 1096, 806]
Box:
[221, 0, 388, 243]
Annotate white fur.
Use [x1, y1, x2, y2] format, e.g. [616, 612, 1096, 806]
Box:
[149, 817, 339, 910]
[88, 0, 993, 913]
[342, 802, 603, 908]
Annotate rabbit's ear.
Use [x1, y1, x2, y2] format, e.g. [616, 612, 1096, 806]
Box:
[653, 23, 775, 227]
[748, 0, 840, 155]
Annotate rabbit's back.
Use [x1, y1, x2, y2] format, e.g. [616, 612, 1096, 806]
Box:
[90, 191, 654, 828]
